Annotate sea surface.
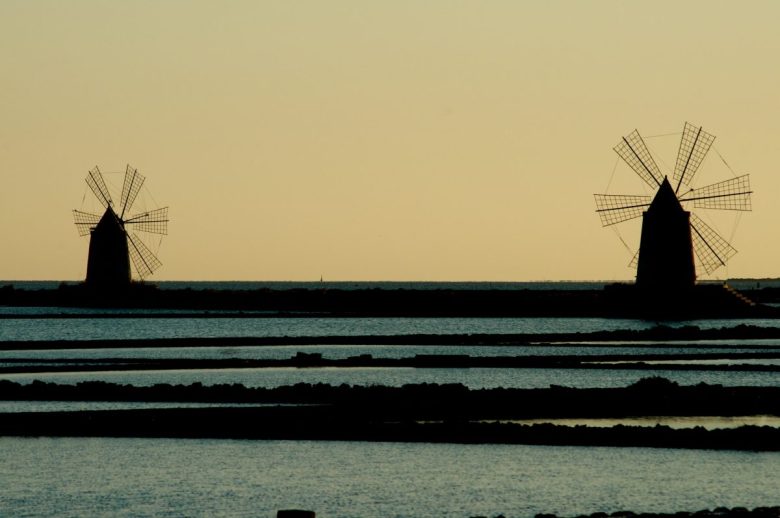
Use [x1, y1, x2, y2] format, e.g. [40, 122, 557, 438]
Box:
[5, 312, 780, 342]
[2, 438, 779, 518]
[0, 315, 664, 341]
[3, 281, 780, 517]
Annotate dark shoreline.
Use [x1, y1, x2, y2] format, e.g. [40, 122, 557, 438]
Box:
[529, 507, 780, 518]
[0, 407, 780, 451]
[3, 283, 779, 318]
[3, 378, 780, 450]
[4, 406, 780, 451]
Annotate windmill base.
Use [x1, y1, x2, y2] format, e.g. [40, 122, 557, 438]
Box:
[603, 283, 757, 319]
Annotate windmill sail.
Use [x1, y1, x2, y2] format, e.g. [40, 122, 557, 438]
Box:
[120, 165, 145, 218]
[85, 166, 113, 209]
[127, 232, 163, 279]
[689, 213, 737, 274]
[614, 130, 664, 189]
[674, 122, 715, 192]
[679, 175, 752, 211]
[594, 194, 651, 226]
[628, 249, 639, 269]
[124, 207, 169, 235]
[72, 210, 103, 236]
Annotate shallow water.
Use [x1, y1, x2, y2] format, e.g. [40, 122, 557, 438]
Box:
[0, 316, 655, 341]
[4, 314, 780, 342]
[0, 401, 276, 413]
[2, 343, 779, 361]
[2, 438, 778, 518]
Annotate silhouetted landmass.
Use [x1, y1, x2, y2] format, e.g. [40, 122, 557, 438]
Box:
[528, 507, 780, 518]
[3, 405, 779, 450]
[3, 350, 780, 374]
[1, 282, 777, 318]
[2, 378, 780, 449]
[3, 377, 779, 417]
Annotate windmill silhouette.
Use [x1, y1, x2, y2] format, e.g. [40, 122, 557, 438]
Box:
[595, 123, 752, 290]
[73, 165, 169, 286]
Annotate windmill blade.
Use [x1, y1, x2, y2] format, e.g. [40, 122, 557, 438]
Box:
[613, 130, 664, 189]
[72, 210, 102, 236]
[594, 194, 651, 226]
[85, 166, 113, 209]
[127, 232, 162, 279]
[120, 165, 145, 219]
[678, 174, 752, 211]
[629, 249, 639, 269]
[125, 207, 169, 235]
[674, 122, 715, 192]
[689, 213, 737, 275]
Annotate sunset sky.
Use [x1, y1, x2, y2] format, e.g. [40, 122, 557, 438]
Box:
[1, 1, 779, 281]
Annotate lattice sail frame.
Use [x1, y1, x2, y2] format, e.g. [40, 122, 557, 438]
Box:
[72, 210, 103, 237]
[73, 164, 169, 280]
[128, 232, 163, 279]
[596, 123, 751, 277]
[674, 122, 715, 191]
[613, 130, 664, 189]
[679, 175, 752, 211]
[120, 165, 145, 219]
[85, 166, 113, 209]
[690, 213, 738, 274]
[124, 207, 169, 235]
[594, 194, 651, 226]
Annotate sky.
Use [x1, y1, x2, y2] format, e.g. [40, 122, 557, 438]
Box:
[1, 1, 779, 282]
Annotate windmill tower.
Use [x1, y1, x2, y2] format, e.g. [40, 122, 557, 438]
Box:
[73, 165, 169, 286]
[595, 123, 752, 291]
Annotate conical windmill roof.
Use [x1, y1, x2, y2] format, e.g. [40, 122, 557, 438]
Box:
[93, 206, 125, 234]
[646, 177, 685, 215]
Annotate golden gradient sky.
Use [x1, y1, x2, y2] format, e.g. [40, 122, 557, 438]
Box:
[1, 1, 779, 281]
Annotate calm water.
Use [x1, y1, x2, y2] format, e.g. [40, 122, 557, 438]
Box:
[5, 315, 780, 342]
[0, 316, 652, 341]
[3, 343, 779, 361]
[0, 401, 275, 413]
[2, 438, 778, 518]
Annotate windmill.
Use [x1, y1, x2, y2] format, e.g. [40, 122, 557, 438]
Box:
[594, 123, 752, 290]
[73, 165, 169, 286]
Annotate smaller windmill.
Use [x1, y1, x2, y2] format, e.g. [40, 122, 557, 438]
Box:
[73, 165, 169, 286]
[594, 123, 752, 290]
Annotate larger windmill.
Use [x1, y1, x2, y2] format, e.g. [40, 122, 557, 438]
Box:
[595, 123, 752, 290]
[73, 165, 169, 286]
